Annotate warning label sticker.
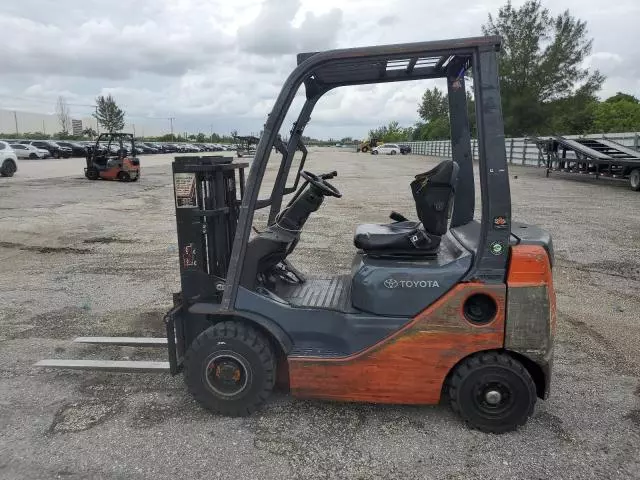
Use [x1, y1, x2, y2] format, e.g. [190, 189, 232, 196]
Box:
[174, 173, 196, 208]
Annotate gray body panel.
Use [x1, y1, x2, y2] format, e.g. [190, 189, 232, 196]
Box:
[235, 286, 411, 356]
[351, 233, 472, 316]
[504, 285, 554, 398]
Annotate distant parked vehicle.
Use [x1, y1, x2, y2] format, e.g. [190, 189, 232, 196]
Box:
[399, 144, 412, 155]
[371, 143, 400, 155]
[0, 141, 18, 177]
[141, 143, 160, 154]
[20, 140, 72, 158]
[10, 143, 49, 159]
[56, 141, 88, 157]
[162, 143, 179, 153]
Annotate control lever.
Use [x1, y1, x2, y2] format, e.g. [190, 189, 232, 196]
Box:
[320, 171, 338, 180]
[390, 211, 409, 222]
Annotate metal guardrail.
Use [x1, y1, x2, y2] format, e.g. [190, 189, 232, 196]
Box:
[402, 132, 640, 166]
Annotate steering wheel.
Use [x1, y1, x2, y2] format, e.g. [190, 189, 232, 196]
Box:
[300, 170, 342, 198]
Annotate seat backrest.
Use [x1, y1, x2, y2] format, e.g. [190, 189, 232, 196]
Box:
[410, 160, 460, 236]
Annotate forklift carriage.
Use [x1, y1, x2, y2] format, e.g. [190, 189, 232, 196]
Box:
[39, 36, 556, 433]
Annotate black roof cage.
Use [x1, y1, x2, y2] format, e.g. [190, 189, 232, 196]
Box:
[220, 35, 511, 310]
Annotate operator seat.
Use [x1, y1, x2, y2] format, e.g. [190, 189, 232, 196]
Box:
[353, 160, 459, 256]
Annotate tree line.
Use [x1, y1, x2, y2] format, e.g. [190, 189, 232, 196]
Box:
[368, 0, 640, 143]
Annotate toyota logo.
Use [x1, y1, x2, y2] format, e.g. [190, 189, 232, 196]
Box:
[384, 279, 399, 289]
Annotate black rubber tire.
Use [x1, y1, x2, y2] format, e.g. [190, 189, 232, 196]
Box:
[629, 169, 640, 191]
[184, 321, 276, 416]
[53, 151, 60, 159]
[361, 146, 369, 153]
[1, 160, 17, 177]
[85, 167, 99, 180]
[372, 150, 379, 155]
[29, 153, 38, 159]
[131, 174, 139, 182]
[117, 171, 130, 182]
[391, 150, 397, 155]
[448, 352, 536, 433]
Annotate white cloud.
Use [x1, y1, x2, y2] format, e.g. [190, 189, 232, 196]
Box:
[237, 0, 342, 55]
[0, 0, 639, 138]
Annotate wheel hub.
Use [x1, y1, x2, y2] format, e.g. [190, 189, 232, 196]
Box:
[475, 381, 512, 413]
[484, 390, 502, 405]
[205, 353, 250, 397]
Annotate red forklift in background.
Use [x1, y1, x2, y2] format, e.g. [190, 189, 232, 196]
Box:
[85, 133, 140, 182]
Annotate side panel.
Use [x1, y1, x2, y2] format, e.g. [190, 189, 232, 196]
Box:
[99, 166, 120, 180]
[288, 283, 505, 404]
[505, 245, 556, 397]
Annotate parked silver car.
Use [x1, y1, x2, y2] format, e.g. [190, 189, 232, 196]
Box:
[10, 143, 50, 159]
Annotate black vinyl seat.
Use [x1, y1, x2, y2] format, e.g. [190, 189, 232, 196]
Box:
[354, 221, 439, 255]
[354, 160, 459, 256]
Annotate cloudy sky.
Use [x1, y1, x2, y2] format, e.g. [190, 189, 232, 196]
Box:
[1, 0, 639, 138]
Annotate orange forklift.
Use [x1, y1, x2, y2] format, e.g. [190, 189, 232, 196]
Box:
[84, 133, 140, 182]
[38, 36, 556, 433]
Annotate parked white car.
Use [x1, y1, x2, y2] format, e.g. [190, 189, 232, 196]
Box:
[10, 143, 49, 159]
[371, 143, 400, 155]
[0, 141, 18, 177]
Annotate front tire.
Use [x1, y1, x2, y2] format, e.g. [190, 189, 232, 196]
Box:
[391, 150, 397, 155]
[361, 146, 369, 153]
[448, 352, 536, 433]
[372, 150, 379, 155]
[117, 171, 131, 182]
[29, 153, 38, 159]
[1, 159, 17, 177]
[85, 167, 99, 180]
[184, 321, 276, 416]
[630, 169, 640, 191]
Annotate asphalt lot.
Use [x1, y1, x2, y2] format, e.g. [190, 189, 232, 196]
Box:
[0, 148, 639, 480]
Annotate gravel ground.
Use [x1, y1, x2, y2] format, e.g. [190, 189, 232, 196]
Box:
[0, 149, 639, 480]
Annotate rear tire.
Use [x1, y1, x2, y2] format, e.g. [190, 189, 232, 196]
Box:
[1, 160, 17, 177]
[85, 167, 99, 180]
[630, 169, 640, 191]
[184, 321, 276, 416]
[361, 146, 369, 153]
[391, 150, 397, 155]
[117, 171, 130, 182]
[448, 352, 536, 433]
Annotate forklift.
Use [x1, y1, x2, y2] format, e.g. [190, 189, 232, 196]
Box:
[358, 137, 380, 153]
[234, 135, 260, 158]
[85, 133, 140, 182]
[38, 36, 556, 433]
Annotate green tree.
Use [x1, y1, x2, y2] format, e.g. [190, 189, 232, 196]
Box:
[196, 133, 207, 142]
[417, 87, 448, 123]
[368, 121, 412, 142]
[82, 127, 97, 139]
[93, 95, 125, 133]
[604, 92, 639, 104]
[482, 0, 604, 136]
[592, 93, 640, 133]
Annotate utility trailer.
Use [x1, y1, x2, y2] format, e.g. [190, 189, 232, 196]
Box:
[532, 136, 640, 191]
